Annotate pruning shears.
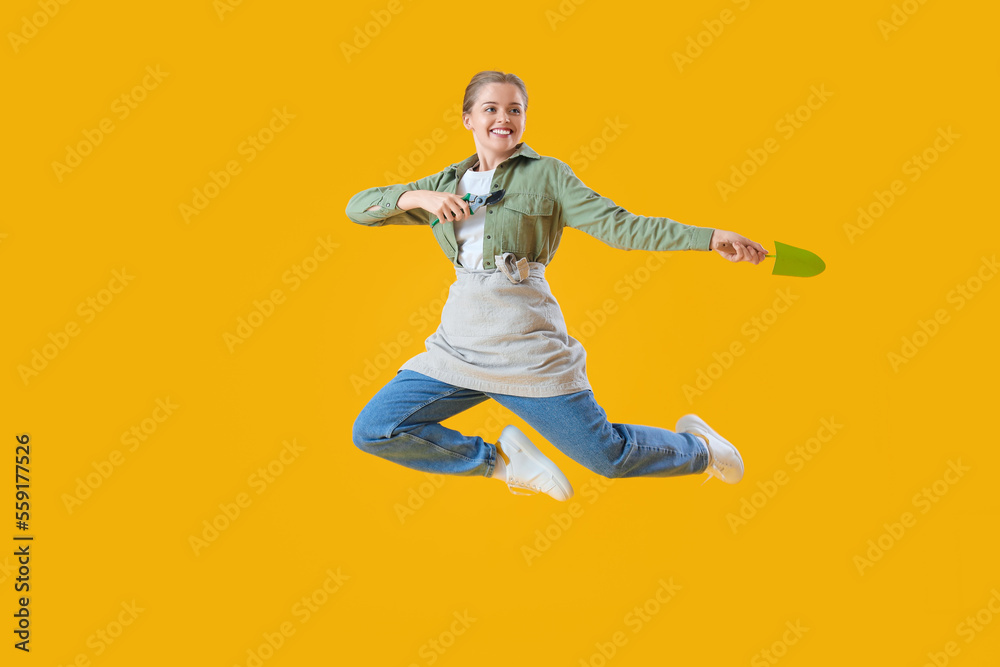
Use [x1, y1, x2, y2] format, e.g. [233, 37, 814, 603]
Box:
[430, 189, 505, 227]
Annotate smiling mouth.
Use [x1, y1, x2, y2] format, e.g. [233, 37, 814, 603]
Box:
[490, 128, 512, 136]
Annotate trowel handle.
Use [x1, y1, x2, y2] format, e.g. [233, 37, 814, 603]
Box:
[714, 241, 774, 257]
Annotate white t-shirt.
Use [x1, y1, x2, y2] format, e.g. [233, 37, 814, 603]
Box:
[453, 166, 496, 270]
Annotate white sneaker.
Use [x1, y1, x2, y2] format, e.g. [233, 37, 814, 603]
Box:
[496, 425, 574, 501]
[676, 414, 744, 485]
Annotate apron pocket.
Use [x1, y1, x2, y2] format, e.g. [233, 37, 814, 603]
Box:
[440, 275, 561, 339]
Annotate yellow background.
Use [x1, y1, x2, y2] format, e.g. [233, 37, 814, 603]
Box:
[4, 0, 999, 664]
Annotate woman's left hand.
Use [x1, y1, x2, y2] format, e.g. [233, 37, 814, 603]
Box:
[710, 229, 769, 265]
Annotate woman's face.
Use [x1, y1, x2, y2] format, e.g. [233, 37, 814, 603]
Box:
[463, 82, 526, 157]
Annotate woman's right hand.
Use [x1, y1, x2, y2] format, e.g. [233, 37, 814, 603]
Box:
[709, 229, 769, 265]
[400, 190, 471, 223]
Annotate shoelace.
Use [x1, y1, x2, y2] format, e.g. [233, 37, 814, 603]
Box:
[701, 466, 723, 486]
[507, 469, 554, 496]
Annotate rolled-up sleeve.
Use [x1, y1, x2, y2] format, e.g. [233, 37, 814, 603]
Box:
[344, 169, 447, 227]
[555, 160, 714, 251]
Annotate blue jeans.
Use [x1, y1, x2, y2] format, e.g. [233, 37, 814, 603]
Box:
[352, 370, 710, 479]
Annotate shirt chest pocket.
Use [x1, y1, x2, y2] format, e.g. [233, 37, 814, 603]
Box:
[501, 192, 555, 258]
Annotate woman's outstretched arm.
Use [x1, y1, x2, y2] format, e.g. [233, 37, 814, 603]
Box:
[344, 169, 447, 227]
[554, 160, 713, 251]
[555, 159, 767, 262]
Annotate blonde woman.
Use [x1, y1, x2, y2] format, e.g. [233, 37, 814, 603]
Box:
[346, 70, 769, 501]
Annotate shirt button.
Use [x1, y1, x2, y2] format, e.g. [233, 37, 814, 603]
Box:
[486, 235, 491, 239]
[489, 210, 493, 214]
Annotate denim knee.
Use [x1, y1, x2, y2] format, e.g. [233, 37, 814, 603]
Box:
[588, 426, 635, 479]
[585, 461, 628, 479]
[352, 404, 390, 452]
[599, 464, 628, 479]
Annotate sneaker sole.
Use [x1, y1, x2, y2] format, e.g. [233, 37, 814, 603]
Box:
[499, 425, 574, 500]
[675, 414, 744, 484]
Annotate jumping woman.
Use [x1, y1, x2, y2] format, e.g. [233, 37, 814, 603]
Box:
[346, 70, 769, 501]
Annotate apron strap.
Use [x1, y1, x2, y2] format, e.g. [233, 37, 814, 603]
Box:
[495, 252, 531, 284]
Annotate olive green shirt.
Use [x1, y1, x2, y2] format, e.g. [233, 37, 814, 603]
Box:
[344, 142, 715, 269]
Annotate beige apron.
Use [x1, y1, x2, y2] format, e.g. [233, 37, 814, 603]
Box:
[399, 252, 591, 398]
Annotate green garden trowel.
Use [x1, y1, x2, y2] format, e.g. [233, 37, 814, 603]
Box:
[718, 240, 826, 277]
